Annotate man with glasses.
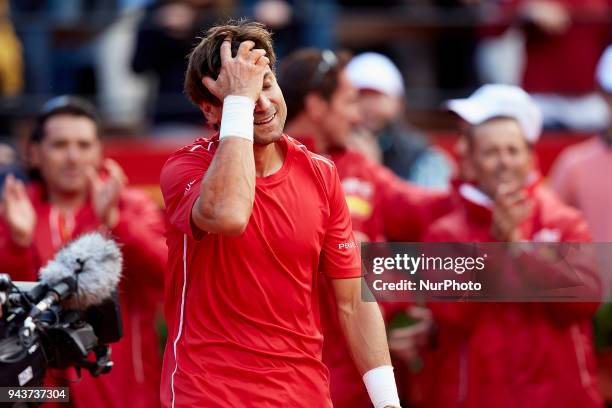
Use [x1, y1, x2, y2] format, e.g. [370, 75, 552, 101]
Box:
[279, 48, 454, 407]
[346, 52, 453, 190]
[160, 21, 401, 407]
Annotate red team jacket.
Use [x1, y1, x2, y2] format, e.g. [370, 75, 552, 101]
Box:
[420, 182, 603, 408]
[159, 134, 362, 407]
[297, 137, 454, 407]
[0, 183, 166, 408]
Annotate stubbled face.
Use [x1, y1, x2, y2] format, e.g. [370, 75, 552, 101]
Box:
[252, 70, 287, 145]
[356, 89, 402, 133]
[32, 114, 102, 195]
[468, 117, 533, 197]
[205, 68, 288, 145]
[320, 70, 361, 148]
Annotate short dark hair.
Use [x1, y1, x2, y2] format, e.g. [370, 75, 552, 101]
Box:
[30, 95, 101, 144]
[277, 48, 350, 123]
[184, 19, 276, 107]
[28, 95, 100, 181]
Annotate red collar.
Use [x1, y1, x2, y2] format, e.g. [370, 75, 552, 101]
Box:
[455, 173, 542, 224]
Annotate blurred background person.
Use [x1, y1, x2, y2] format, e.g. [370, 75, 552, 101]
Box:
[346, 52, 454, 190]
[548, 45, 612, 301]
[549, 45, 612, 243]
[132, 0, 232, 135]
[430, 0, 480, 94]
[0, 0, 22, 100]
[0, 96, 166, 408]
[95, 0, 152, 128]
[8, 0, 145, 131]
[419, 84, 602, 408]
[279, 48, 453, 248]
[0, 0, 23, 168]
[478, 0, 612, 130]
[243, 0, 337, 58]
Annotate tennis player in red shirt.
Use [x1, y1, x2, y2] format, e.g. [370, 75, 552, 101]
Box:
[159, 21, 400, 408]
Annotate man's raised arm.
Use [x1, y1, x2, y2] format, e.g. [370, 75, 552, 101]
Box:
[192, 39, 269, 235]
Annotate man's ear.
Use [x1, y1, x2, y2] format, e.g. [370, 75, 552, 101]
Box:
[201, 75, 219, 99]
[304, 93, 328, 121]
[200, 102, 221, 129]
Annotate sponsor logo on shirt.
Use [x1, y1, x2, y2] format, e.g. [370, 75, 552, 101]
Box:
[338, 241, 358, 250]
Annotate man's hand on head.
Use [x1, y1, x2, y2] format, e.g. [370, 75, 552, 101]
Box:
[202, 38, 270, 103]
[87, 158, 127, 229]
[0, 174, 36, 247]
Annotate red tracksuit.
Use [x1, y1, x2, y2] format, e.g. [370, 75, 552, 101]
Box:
[420, 182, 603, 408]
[0, 182, 166, 408]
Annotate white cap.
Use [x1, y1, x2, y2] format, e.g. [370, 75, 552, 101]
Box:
[346, 52, 405, 97]
[596, 45, 612, 93]
[446, 84, 543, 143]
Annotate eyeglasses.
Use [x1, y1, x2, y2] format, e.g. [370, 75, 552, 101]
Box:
[310, 49, 339, 89]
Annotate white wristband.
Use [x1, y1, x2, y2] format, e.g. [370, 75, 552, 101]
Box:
[363, 365, 401, 408]
[219, 95, 255, 142]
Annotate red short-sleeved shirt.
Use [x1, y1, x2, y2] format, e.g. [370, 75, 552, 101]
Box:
[159, 134, 361, 407]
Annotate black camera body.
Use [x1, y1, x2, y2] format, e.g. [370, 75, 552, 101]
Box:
[0, 275, 122, 388]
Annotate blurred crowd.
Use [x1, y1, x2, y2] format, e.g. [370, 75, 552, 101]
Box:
[0, 1, 612, 407]
[0, 0, 609, 195]
[0, 0, 610, 133]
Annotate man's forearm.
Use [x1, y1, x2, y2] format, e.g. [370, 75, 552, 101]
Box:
[332, 277, 400, 407]
[337, 299, 392, 374]
[337, 295, 400, 408]
[192, 37, 266, 236]
[193, 137, 255, 235]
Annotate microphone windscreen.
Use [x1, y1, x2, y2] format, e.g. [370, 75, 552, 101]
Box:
[39, 232, 123, 309]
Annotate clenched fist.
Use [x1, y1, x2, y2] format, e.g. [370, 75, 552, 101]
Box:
[491, 183, 534, 242]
